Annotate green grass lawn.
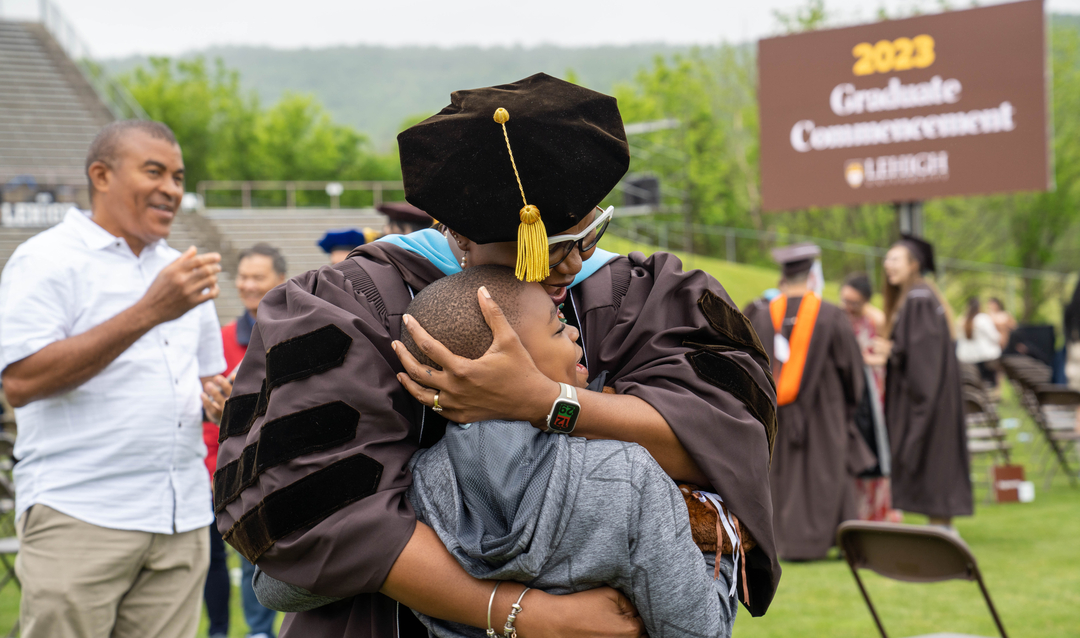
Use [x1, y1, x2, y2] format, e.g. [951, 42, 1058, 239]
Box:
[733, 381, 1080, 638]
[598, 234, 845, 310]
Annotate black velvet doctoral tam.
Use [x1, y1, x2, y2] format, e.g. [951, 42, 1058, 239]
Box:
[397, 72, 630, 243]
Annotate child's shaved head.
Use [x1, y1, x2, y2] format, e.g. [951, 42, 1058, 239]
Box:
[401, 265, 526, 370]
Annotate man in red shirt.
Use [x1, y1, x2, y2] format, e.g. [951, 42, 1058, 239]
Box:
[202, 243, 287, 638]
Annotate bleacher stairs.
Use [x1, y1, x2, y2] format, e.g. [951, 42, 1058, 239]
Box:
[0, 20, 114, 188]
[201, 208, 384, 323]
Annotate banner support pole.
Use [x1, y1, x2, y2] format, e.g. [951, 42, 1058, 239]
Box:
[896, 201, 924, 238]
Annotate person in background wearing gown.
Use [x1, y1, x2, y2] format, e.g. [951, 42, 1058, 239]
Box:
[840, 273, 902, 523]
[744, 244, 874, 560]
[881, 235, 973, 530]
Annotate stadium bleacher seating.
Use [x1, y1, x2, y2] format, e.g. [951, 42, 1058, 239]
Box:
[0, 20, 113, 191]
[200, 207, 384, 323]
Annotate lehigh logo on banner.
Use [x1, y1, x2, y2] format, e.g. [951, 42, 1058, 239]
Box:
[844, 151, 949, 189]
[758, 0, 1050, 211]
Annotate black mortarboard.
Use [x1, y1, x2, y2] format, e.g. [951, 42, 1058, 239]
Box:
[317, 228, 365, 254]
[771, 242, 821, 278]
[898, 234, 936, 274]
[397, 73, 630, 281]
[377, 201, 432, 226]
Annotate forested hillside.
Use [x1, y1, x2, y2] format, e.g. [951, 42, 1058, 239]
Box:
[105, 44, 692, 146]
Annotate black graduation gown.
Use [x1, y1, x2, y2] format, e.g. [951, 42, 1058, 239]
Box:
[885, 283, 973, 518]
[215, 245, 781, 638]
[743, 296, 875, 560]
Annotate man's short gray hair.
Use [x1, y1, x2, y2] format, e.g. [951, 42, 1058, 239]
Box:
[85, 121, 179, 198]
[238, 243, 287, 276]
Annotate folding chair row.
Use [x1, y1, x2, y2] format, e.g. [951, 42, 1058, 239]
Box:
[960, 362, 998, 406]
[963, 391, 1012, 502]
[1030, 386, 1080, 489]
[963, 391, 1011, 462]
[1000, 355, 1080, 489]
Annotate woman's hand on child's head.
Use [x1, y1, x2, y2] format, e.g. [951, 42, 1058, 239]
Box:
[392, 286, 561, 427]
[515, 587, 646, 638]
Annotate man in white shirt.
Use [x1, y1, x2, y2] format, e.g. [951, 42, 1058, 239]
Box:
[0, 120, 227, 638]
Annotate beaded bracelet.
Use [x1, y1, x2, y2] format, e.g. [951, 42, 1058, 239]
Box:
[503, 587, 531, 638]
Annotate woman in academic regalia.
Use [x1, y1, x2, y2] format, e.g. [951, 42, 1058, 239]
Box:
[214, 73, 780, 638]
[881, 235, 973, 528]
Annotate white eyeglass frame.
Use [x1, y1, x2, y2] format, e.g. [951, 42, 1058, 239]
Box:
[547, 205, 615, 246]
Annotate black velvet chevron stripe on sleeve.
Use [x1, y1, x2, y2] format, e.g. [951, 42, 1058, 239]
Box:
[218, 389, 262, 443]
[686, 348, 778, 461]
[697, 290, 771, 365]
[265, 324, 353, 391]
[223, 453, 383, 563]
[214, 401, 361, 513]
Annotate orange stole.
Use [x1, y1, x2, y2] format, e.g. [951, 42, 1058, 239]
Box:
[768, 293, 821, 406]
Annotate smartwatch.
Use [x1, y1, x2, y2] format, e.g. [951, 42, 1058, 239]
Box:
[546, 383, 581, 434]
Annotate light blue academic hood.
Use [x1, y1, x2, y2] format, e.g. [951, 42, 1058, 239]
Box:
[376, 228, 618, 287]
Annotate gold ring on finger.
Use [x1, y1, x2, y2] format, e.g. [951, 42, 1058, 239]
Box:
[432, 393, 443, 413]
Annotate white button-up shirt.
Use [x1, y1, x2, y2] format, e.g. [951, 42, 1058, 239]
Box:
[0, 209, 226, 534]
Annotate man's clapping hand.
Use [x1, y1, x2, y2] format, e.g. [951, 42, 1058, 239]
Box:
[137, 246, 221, 324]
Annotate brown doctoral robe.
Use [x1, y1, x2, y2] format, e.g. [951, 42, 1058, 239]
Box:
[214, 242, 781, 638]
[885, 283, 973, 518]
[743, 295, 875, 560]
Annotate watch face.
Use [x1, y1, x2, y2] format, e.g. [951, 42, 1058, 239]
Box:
[550, 401, 580, 432]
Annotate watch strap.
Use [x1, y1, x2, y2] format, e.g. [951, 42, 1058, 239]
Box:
[546, 382, 581, 434]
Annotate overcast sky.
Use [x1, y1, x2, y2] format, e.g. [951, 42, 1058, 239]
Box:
[2, 0, 1079, 58]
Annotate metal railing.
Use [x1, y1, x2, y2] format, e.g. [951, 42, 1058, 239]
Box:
[196, 180, 405, 209]
[611, 219, 1077, 303]
[38, 0, 148, 121]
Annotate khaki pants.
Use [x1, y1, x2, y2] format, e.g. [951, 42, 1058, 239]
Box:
[14, 505, 209, 638]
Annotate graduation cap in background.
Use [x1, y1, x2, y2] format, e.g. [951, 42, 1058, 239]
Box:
[317, 228, 366, 254]
[397, 72, 630, 281]
[771, 242, 822, 278]
[898, 234, 936, 274]
[376, 201, 432, 227]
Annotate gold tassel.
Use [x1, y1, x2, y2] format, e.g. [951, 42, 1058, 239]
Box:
[494, 108, 549, 282]
[516, 204, 549, 282]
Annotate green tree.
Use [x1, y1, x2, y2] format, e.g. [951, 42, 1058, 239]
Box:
[121, 58, 260, 188]
[614, 46, 766, 257]
[118, 57, 400, 200]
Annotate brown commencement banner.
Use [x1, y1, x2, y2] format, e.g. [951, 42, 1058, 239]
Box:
[757, 0, 1050, 212]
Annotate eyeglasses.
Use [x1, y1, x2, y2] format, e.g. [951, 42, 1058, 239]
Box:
[547, 206, 614, 268]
